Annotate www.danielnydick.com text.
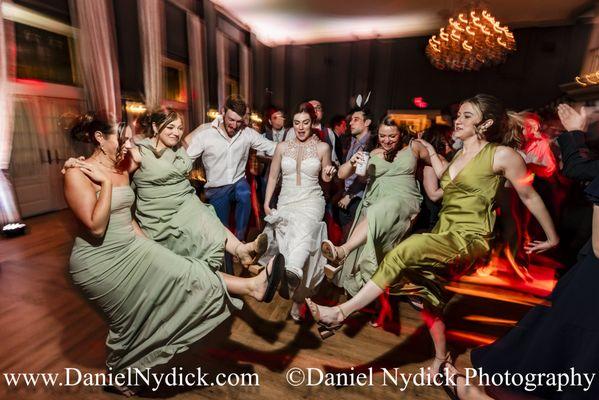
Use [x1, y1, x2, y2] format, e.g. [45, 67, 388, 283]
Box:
[285, 366, 596, 393]
[3, 367, 260, 391]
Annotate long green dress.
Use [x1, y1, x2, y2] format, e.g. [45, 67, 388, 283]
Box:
[69, 186, 242, 374]
[337, 144, 422, 296]
[371, 143, 503, 309]
[132, 139, 226, 266]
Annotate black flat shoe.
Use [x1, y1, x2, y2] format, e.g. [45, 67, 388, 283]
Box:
[439, 361, 466, 400]
[286, 269, 301, 295]
[406, 295, 425, 311]
[277, 268, 301, 300]
[262, 254, 285, 303]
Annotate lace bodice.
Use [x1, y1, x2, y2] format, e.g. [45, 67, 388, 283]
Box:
[279, 136, 322, 200]
[281, 136, 322, 187]
[283, 135, 320, 161]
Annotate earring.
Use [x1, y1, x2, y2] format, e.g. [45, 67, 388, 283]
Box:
[100, 146, 106, 154]
[474, 126, 484, 139]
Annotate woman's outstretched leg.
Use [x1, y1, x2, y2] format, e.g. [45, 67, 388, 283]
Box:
[322, 216, 369, 263]
[343, 217, 369, 253]
[219, 256, 274, 301]
[443, 363, 493, 400]
[223, 229, 267, 266]
[307, 280, 384, 325]
[421, 308, 449, 375]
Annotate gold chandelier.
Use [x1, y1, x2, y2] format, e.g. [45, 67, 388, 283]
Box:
[575, 70, 599, 87]
[426, 7, 516, 72]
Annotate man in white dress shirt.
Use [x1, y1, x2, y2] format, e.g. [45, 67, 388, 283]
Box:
[186, 95, 275, 257]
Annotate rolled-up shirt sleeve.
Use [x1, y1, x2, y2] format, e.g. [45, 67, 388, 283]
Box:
[249, 128, 275, 156]
[186, 128, 206, 160]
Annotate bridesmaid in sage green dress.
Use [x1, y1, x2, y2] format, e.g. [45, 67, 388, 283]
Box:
[65, 114, 282, 396]
[307, 95, 558, 379]
[65, 109, 266, 269]
[322, 117, 426, 296]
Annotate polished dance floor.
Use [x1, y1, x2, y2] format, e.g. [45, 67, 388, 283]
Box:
[0, 210, 548, 399]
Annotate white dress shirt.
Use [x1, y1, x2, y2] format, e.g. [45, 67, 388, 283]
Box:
[186, 116, 276, 188]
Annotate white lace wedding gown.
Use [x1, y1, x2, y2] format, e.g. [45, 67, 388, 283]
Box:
[259, 136, 327, 302]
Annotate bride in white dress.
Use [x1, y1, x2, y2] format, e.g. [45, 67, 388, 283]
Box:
[260, 102, 337, 320]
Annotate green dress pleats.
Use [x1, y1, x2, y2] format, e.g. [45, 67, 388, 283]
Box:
[69, 186, 242, 375]
[338, 145, 422, 296]
[132, 139, 226, 272]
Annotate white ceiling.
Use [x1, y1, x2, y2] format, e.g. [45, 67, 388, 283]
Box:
[212, 0, 592, 46]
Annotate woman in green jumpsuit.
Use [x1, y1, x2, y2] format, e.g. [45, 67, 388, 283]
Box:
[307, 94, 559, 375]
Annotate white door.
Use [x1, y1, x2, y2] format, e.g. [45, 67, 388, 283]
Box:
[9, 96, 83, 217]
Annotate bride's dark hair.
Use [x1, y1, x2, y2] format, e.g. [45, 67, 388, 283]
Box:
[295, 102, 317, 125]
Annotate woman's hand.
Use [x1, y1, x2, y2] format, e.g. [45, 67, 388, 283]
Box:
[414, 139, 437, 156]
[337, 194, 351, 209]
[78, 162, 111, 185]
[349, 151, 366, 167]
[323, 165, 337, 178]
[523, 238, 559, 254]
[264, 204, 273, 216]
[61, 156, 86, 174]
[557, 104, 587, 132]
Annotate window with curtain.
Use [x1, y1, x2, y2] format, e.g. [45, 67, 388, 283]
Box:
[15, 22, 76, 85]
[225, 36, 240, 97]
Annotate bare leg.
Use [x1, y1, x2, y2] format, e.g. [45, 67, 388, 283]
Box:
[445, 363, 493, 400]
[323, 216, 368, 263]
[308, 280, 384, 325]
[219, 256, 274, 301]
[224, 229, 244, 255]
[224, 229, 266, 265]
[421, 309, 448, 375]
[341, 217, 369, 254]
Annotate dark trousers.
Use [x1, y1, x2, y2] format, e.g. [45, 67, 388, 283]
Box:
[205, 178, 251, 274]
[334, 197, 361, 240]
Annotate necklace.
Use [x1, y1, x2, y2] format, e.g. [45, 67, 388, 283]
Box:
[90, 155, 120, 174]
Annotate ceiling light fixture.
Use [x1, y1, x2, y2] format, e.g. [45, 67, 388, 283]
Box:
[426, 5, 516, 72]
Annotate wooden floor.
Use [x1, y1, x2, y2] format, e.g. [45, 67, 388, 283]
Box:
[0, 210, 536, 399]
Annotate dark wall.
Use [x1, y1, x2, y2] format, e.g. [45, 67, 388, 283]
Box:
[251, 34, 271, 111]
[113, 0, 143, 99]
[265, 22, 592, 122]
[165, 1, 188, 64]
[202, 0, 218, 109]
